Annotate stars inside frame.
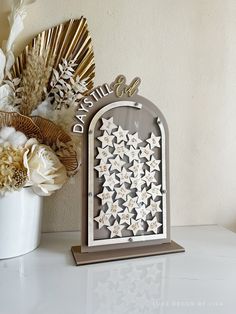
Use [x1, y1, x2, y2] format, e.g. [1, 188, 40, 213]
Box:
[88, 100, 168, 247]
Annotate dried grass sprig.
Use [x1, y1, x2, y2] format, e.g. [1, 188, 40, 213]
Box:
[19, 37, 54, 116]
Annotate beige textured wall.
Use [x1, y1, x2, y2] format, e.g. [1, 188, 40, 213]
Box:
[1, 0, 236, 232]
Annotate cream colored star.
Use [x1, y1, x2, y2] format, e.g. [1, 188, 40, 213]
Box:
[148, 183, 162, 199]
[113, 126, 128, 143]
[146, 200, 162, 216]
[146, 156, 161, 172]
[142, 170, 157, 187]
[134, 204, 149, 221]
[96, 146, 113, 163]
[97, 131, 114, 148]
[106, 200, 123, 218]
[116, 167, 132, 184]
[139, 144, 154, 160]
[97, 187, 114, 205]
[103, 173, 119, 190]
[127, 132, 142, 149]
[123, 195, 138, 211]
[127, 218, 144, 236]
[130, 176, 144, 191]
[113, 142, 126, 158]
[125, 146, 140, 162]
[94, 161, 111, 177]
[109, 155, 125, 172]
[100, 117, 117, 134]
[115, 184, 130, 201]
[118, 208, 135, 225]
[147, 216, 162, 234]
[146, 132, 161, 149]
[136, 187, 151, 205]
[107, 221, 125, 238]
[94, 210, 110, 229]
[129, 160, 144, 177]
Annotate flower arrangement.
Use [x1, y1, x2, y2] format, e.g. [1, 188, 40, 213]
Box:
[0, 1, 95, 196]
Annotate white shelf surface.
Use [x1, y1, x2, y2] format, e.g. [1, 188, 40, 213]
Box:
[0, 225, 236, 314]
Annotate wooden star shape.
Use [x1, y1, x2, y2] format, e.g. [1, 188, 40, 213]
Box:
[113, 142, 126, 158]
[147, 183, 162, 199]
[134, 204, 149, 221]
[115, 184, 130, 201]
[107, 220, 125, 238]
[118, 208, 135, 224]
[100, 117, 117, 134]
[113, 126, 128, 143]
[139, 144, 154, 160]
[147, 216, 162, 234]
[125, 146, 140, 162]
[116, 167, 132, 184]
[130, 176, 144, 191]
[109, 155, 125, 172]
[123, 195, 138, 211]
[97, 187, 114, 205]
[129, 160, 144, 177]
[97, 131, 114, 148]
[103, 173, 119, 190]
[136, 187, 151, 205]
[94, 161, 111, 177]
[96, 146, 113, 163]
[127, 132, 142, 148]
[142, 170, 157, 187]
[127, 218, 144, 236]
[146, 132, 161, 149]
[94, 210, 110, 229]
[106, 200, 123, 218]
[146, 200, 162, 216]
[146, 156, 161, 172]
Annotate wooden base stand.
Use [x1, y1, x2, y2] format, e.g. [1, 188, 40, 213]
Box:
[71, 240, 185, 266]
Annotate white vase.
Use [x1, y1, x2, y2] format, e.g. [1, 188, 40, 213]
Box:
[0, 188, 43, 259]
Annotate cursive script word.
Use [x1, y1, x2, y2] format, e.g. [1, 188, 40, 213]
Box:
[111, 75, 141, 98]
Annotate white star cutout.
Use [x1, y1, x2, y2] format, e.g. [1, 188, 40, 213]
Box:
[97, 131, 114, 148]
[142, 170, 157, 187]
[127, 218, 144, 236]
[106, 200, 123, 218]
[97, 187, 114, 205]
[134, 204, 149, 221]
[146, 132, 161, 149]
[130, 176, 144, 191]
[147, 183, 162, 199]
[123, 195, 138, 211]
[147, 216, 162, 234]
[113, 126, 128, 143]
[94, 161, 111, 177]
[146, 156, 161, 172]
[96, 146, 113, 163]
[125, 146, 140, 162]
[94, 210, 110, 229]
[109, 155, 125, 172]
[113, 142, 126, 158]
[136, 187, 151, 205]
[103, 173, 119, 190]
[116, 167, 132, 184]
[139, 144, 154, 160]
[118, 208, 135, 225]
[129, 160, 144, 177]
[115, 184, 130, 201]
[146, 200, 162, 216]
[100, 117, 117, 134]
[127, 132, 142, 148]
[107, 221, 125, 238]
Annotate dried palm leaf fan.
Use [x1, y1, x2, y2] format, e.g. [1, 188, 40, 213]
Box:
[11, 17, 95, 92]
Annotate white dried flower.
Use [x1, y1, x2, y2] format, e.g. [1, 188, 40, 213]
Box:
[0, 126, 27, 148]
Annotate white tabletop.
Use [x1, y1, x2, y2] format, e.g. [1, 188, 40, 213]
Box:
[0, 225, 235, 314]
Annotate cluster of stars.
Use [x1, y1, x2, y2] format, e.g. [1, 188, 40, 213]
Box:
[94, 117, 163, 238]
